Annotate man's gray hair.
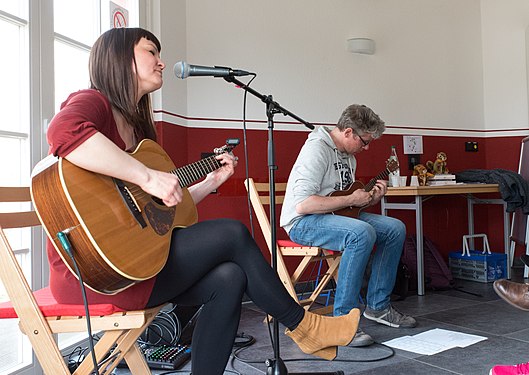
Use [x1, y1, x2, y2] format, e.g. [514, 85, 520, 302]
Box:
[336, 104, 385, 139]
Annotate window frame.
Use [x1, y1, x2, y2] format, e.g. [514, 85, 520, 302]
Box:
[0, 0, 143, 373]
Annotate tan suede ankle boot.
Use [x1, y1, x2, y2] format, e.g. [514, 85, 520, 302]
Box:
[311, 346, 338, 361]
[284, 308, 360, 360]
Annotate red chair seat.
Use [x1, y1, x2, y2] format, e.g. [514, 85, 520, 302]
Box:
[0, 287, 125, 318]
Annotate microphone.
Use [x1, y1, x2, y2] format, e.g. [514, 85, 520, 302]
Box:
[173, 61, 252, 79]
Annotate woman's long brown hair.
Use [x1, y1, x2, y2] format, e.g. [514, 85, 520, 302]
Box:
[89, 27, 160, 141]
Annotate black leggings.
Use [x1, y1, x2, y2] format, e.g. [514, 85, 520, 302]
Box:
[146, 218, 305, 375]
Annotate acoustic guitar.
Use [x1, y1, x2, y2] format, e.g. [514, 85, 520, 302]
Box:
[329, 159, 399, 218]
[31, 138, 239, 295]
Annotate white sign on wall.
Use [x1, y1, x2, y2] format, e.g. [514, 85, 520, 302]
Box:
[110, 1, 128, 28]
[403, 135, 423, 154]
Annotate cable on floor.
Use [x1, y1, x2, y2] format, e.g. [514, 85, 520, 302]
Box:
[231, 340, 395, 366]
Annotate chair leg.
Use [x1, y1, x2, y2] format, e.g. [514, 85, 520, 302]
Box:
[124, 343, 152, 375]
[74, 310, 158, 375]
[290, 256, 313, 286]
[307, 257, 341, 308]
[74, 330, 122, 375]
[314, 259, 336, 307]
[108, 327, 152, 375]
[314, 260, 331, 304]
[19, 317, 71, 374]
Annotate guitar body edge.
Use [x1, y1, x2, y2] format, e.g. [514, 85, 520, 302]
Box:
[31, 140, 199, 295]
[328, 181, 365, 218]
[31, 159, 133, 295]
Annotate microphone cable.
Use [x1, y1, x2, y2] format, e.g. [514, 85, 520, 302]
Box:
[231, 338, 395, 365]
[238, 73, 258, 237]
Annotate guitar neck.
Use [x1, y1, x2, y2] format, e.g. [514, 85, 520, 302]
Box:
[171, 155, 223, 188]
[363, 168, 392, 192]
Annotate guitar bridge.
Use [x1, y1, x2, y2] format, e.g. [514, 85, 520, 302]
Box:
[114, 178, 147, 228]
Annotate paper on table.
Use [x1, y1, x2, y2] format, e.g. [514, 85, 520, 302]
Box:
[382, 328, 487, 355]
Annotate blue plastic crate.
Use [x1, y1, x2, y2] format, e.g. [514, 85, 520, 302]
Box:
[449, 250, 507, 283]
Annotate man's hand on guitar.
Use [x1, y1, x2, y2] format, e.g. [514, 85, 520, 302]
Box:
[350, 188, 374, 207]
[369, 180, 387, 205]
[141, 168, 183, 207]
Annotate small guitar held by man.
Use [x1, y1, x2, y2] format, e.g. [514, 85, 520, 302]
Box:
[329, 158, 399, 218]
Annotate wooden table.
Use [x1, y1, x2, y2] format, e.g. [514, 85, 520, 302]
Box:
[381, 183, 509, 295]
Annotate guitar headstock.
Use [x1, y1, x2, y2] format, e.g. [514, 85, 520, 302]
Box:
[386, 159, 399, 173]
[214, 138, 240, 155]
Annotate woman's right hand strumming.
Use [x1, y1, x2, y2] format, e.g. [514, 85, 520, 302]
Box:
[64, 132, 183, 207]
[140, 168, 182, 207]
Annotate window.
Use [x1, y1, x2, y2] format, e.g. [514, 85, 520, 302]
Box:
[0, 1, 139, 373]
[0, 4, 30, 187]
[53, 0, 97, 112]
[53, 0, 139, 112]
[0, 4, 32, 373]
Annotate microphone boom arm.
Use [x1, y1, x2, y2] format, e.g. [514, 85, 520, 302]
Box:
[223, 76, 314, 130]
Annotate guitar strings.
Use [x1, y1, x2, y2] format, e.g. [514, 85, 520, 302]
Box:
[364, 167, 392, 191]
[123, 154, 224, 198]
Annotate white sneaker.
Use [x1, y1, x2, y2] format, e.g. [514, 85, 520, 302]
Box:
[350, 327, 374, 347]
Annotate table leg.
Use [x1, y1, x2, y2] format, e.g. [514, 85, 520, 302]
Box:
[467, 195, 475, 250]
[415, 196, 425, 295]
[381, 196, 425, 295]
[503, 202, 511, 279]
[383, 187, 503, 295]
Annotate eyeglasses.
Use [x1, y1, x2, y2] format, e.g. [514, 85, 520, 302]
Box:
[356, 133, 371, 147]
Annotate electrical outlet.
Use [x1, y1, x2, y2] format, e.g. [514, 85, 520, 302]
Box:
[465, 141, 478, 152]
[403, 135, 423, 154]
[408, 155, 421, 170]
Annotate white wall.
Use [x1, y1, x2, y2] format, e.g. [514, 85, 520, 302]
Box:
[156, 0, 529, 136]
[148, 0, 188, 122]
[481, 0, 529, 131]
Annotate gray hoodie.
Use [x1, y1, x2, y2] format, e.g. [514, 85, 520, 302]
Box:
[280, 126, 357, 233]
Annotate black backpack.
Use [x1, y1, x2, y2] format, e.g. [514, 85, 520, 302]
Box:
[394, 236, 454, 297]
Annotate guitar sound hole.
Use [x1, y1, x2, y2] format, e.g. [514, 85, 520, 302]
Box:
[152, 196, 164, 206]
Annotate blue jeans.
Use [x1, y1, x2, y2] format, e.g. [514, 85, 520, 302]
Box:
[288, 212, 406, 316]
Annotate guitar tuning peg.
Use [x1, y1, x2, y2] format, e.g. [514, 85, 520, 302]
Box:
[213, 145, 226, 154]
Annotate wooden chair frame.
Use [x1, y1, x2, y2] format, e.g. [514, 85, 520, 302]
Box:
[0, 186, 163, 375]
[245, 178, 341, 315]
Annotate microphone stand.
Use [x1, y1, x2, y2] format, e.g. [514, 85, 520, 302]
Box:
[224, 76, 344, 375]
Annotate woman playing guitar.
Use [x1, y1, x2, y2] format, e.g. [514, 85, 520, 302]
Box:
[39, 27, 359, 375]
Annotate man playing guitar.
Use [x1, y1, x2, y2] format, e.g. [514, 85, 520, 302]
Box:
[281, 104, 417, 347]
